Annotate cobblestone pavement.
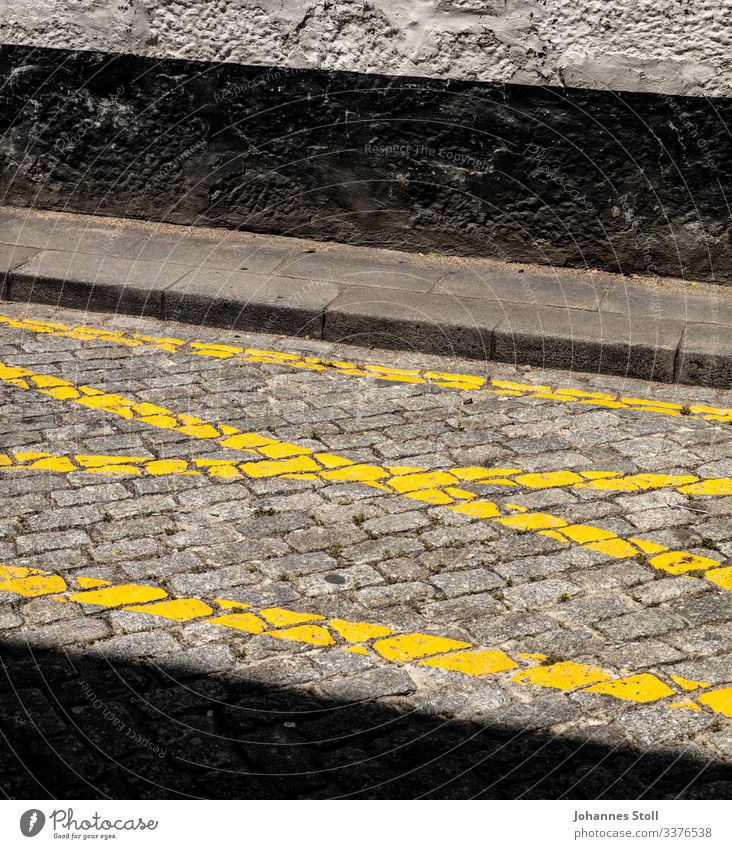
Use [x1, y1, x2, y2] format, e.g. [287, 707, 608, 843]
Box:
[1, 301, 731, 799]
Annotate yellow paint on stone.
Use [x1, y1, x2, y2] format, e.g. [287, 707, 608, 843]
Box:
[69, 584, 168, 607]
[584, 537, 643, 559]
[706, 566, 732, 590]
[680, 479, 732, 496]
[629, 538, 668, 555]
[76, 577, 112, 589]
[557, 524, 616, 544]
[259, 608, 324, 626]
[401, 488, 455, 505]
[328, 619, 393, 642]
[513, 661, 610, 691]
[697, 688, 732, 718]
[145, 459, 199, 475]
[449, 500, 502, 519]
[321, 464, 389, 483]
[126, 598, 214, 621]
[214, 599, 251, 610]
[513, 471, 584, 488]
[373, 633, 471, 662]
[0, 569, 67, 597]
[499, 512, 568, 532]
[240, 455, 322, 478]
[258, 441, 312, 459]
[421, 649, 518, 676]
[669, 700, 701, 711]
[27, 456, 79, 472]
[584, 673, 675, 703]
[649, 551, 718, 575]
[670, 676, 710, 691]
[209, 614, 266, 634]
[388, 471, 459, 493]
[270, 624, 335, 646]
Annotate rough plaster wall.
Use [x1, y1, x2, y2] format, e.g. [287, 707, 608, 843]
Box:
[0, 1, 729, 96]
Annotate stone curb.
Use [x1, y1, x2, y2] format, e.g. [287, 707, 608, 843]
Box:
[1, 208, 731, 388]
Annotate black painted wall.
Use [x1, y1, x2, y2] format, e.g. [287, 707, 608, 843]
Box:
[0, 45, 730, 282]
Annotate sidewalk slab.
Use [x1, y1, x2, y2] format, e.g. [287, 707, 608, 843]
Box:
[1, 205, 732, 387]
[164, 269, 341, 336]
[121, 232, 302, 275]
[7, 250, 193, 316]
[434, 267, 612, 311]
[275, 246, 446, 293]
[601, 279, 732, 326]
[0, 216, 145, 257]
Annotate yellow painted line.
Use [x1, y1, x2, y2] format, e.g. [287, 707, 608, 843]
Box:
[1, 562, 730, 720]
[3, 450, 728, 496]
[1, 313, 730, 424]
[1, 357, 730, 592]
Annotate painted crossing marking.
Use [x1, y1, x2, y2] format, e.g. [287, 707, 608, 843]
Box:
[3, 449, 730, 496]
[1, 563, 729, 719]
[1, 313, 730, 424]
[1, 361, 730, 591]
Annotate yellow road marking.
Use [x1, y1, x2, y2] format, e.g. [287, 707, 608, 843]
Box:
[0, 355, 729, 592]
[1, 562, 729, 720]
[1, 313, 730, 424]
[6, 450, 727, 496]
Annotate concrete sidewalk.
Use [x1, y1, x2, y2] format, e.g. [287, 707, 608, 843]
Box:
[0, 206, 730, 388]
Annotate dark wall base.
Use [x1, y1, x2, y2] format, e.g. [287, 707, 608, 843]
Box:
[0, 45, 730, 283]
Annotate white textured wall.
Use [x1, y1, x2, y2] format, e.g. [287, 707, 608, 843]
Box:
[0, 0, 729, 96]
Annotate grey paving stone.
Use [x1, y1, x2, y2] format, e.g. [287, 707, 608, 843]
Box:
[598, 609, 686, 640]
[554, 593, 639, 626]
[430, 568, 502, 598]
[665, 653, 732, 685]
[168, 565, 258, 596]
[603, 639, 684, 668]
[257, 552, 338, 579]
[503, 578, 578, 609]
[8, 250, 192, 315]
[670, 594, 732, 625]
[612, 703, 714, 747]
[318, 667, 417, 701]
[22, 617, 111, 649]
[90, 630, 180, 660]
[16, 528, 91, 555]
[165, 644, 236, 676]
[363, 510, 430, 535]
[356, 581, 435, 608]
[294, 564, 382, 596]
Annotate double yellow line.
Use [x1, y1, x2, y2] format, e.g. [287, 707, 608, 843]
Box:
[1, 359, 729, 590]
[1, 313, 730, 422]
[2, 563, 731, 718]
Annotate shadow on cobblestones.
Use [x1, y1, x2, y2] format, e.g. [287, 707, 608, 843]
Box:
[1, 640, 729, 800]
